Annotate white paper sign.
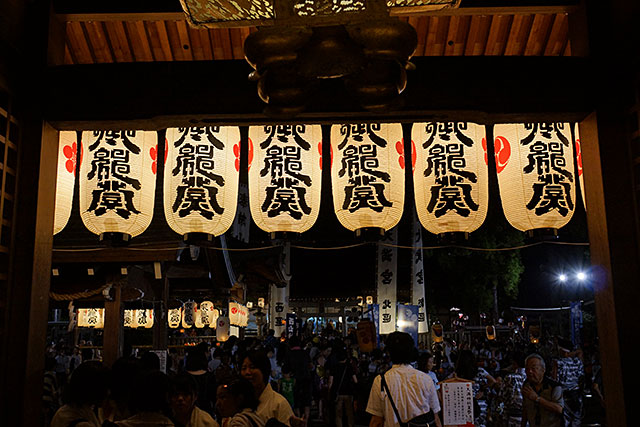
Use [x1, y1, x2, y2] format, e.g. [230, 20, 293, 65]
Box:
[442, 381, 474, 426]
[151, 350, 168, 373]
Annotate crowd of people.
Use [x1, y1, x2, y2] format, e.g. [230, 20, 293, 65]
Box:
[42, 326, 604, 427]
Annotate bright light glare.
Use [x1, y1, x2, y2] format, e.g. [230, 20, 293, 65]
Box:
[558, 274, 568, 282]
[576, 272, 587, 281]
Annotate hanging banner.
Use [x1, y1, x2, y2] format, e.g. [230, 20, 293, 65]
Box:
[331, 123, 405, 232]
[376, 227, 398, 335]
[397, 304, 419, 346]
[79, 130, 157, 238]
[574, 123, 586, 211]
[164, 126, 240, 237]
[269, 283, 288, 337]
[286, 313, 297, 338]
[412, 122, 489, 234]
[230, 182, 251, 242]
[494, 123, 576, 232]
[248, 125, 322, 233]
[410, 207, 428, 334]
[54, 131, 78, 235]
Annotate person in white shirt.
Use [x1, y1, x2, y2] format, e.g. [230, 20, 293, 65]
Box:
[241, 350, 305, 427]
[216, 379, 265, 427]
[366, 332, 442, 427]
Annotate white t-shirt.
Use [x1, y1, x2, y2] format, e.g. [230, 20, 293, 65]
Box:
[256, 384, 293, 426]
[366, 364, 441, 427]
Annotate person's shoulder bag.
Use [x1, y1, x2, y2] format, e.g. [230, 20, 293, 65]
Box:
[380, 372, 436, 427]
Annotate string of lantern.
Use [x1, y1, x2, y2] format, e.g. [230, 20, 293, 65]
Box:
[76, 300, 249, 329]
[54, 122, 585, 242]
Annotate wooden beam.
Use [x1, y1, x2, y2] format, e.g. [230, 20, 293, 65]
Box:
[102, 283, 123, 366]
[56, 5, 580, 25]
[52, 247, 179, 263]
[44, 56, 594, 129]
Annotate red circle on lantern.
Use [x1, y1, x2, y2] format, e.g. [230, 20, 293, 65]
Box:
[494, 136, 511, 173]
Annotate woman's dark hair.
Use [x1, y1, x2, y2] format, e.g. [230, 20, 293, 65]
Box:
[385, 332, 418, 364]
[417, 351, 433, 372]
[185, 349, 208, 371]
[455, 350, 478, 381]
[132, 370, 170, 413]
[170, 372, 199, 396]
[227, 378, 259, 411]
[62, 361, 110, 406]
[244, 349, 271, 385]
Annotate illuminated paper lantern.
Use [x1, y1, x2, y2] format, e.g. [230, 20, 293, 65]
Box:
[77, 308, 104, 328]
[79, 130, 157, 238]
[248, 125, 322, 233]
[199, 301, 218, 327]
[331, 123, 404, 232]
[574, 123, 586, 210]
[412, 122, 488, 234]
[258, 297, 265, 308]
[432, 322, 443, 343]
[123, 309, 134, 328]
[168, 307, 182, 328]
[229, 301, 241, 326]
[164, 127, 241, 237]
[54, 131, 78, 235]
[182, 301, 197, 328]
[486, 325, 496, 341]
[216, 316, 230, 342]
[494, 123, 576, 231]
[237, 304, 249, 327]
[133, 309, 154, 329]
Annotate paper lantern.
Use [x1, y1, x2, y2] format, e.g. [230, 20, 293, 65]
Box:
[486, 325, 496, 341]
[168, 307, 182, 328]
[77, 308, 104, 328]
[229, 301, 241, 326]
[133, 309, 154, 329]
[54, 131, 78, 235]
[79, 130, 157, 238]
[216, 316, 230, 342]
[412, 122, 489, 234]
[331, 123, 405, 232]
[258, 297, 265, 308]
[164, 127, 241, 237]
[199, 301, 218, 327]
[494, 123, 576, 231]
[574, 123, 586, 211]
[182, 301, 197, 328]
[248, 125, 322, 233]
[431, 322, 443, 343]
[123, 309, 134, 328]
[356, 320, 376, 353]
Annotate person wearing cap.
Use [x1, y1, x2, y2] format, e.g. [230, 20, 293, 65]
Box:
[521, 354, 564, 427]
[552, 338, 584, 427]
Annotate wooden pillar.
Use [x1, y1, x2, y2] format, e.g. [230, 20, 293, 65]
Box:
[102, 283, 123, 366]
[153, 276, 169, 351]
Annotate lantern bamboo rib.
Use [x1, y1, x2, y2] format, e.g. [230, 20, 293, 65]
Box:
[52, 240, 588, 255]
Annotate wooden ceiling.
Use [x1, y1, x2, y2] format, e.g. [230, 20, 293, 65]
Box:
[60, 5, 576, 65]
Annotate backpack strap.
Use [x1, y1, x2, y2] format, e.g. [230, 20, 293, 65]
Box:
[381, 372, 406, 427]
[241, 412, 259, 427]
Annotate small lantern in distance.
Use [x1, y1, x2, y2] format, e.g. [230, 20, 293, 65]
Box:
[216, 316, 230, 342]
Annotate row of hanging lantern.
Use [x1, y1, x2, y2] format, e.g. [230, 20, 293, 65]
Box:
[77, 308, 154, 329]
[54, 122, 583, 240]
